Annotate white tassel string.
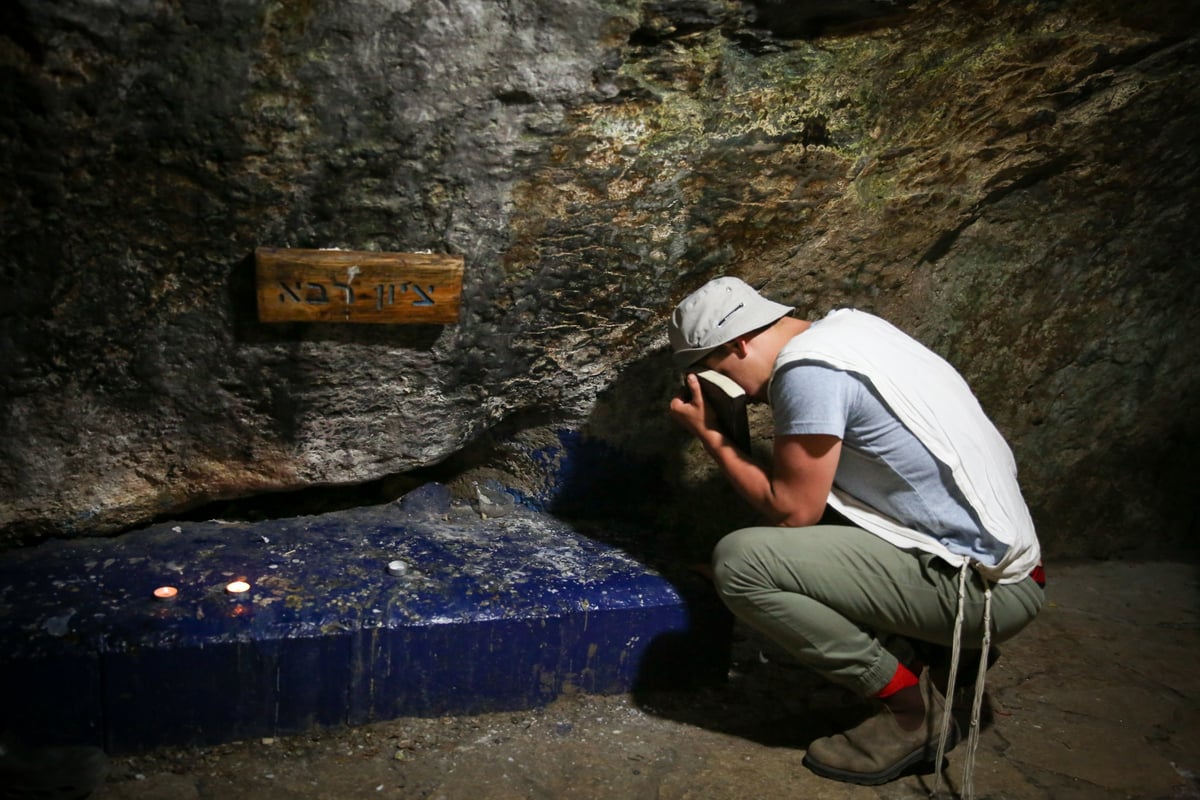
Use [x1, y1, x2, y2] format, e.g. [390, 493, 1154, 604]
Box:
[960, 580, 993, 800]
[931, 561, 968, 798]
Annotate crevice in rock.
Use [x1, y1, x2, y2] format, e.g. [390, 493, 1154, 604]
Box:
[920, 154, 1075, 264]
[129, 402, 669, 539]
[627, 1, 727, 48]
[744, 0, 917, 40]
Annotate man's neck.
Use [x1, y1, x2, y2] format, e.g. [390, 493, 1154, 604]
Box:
[746, 317, 812, 401]
[772, 316, 812, 354]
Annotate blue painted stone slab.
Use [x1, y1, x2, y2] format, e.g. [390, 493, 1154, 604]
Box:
[0, 484, 729, 752]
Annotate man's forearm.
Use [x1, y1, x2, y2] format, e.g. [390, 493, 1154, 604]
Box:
[698, 430, 832, 527]
[698, 430, 788, 523]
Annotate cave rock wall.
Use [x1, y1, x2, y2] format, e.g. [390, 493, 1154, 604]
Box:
[1, 0, 1198, 558]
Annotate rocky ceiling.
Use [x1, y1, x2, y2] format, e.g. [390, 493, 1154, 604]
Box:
[1, 0, 1198, 559]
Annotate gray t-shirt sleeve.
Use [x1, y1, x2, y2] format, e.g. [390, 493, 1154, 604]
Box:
[770, 362, 853, 438]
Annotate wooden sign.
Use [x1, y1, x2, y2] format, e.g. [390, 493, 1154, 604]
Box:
[255, 247, 463, 324]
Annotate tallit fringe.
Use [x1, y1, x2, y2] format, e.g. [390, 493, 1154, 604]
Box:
[931, 562, 993, 800]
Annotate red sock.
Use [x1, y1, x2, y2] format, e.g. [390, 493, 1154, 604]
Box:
[876, 663, 920, 698]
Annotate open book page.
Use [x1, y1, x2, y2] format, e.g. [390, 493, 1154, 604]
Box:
[695, 370, 751, 452]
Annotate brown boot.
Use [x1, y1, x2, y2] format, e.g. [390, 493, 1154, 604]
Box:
[802, 670, 960, 786]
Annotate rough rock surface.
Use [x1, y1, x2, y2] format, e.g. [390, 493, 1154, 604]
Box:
[2, 0, 1198, 558]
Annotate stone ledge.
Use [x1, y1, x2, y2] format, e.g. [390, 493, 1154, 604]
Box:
[0, 484, 729, 753]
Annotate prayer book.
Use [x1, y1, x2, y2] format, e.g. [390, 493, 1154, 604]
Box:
[695, 369, 751, 453]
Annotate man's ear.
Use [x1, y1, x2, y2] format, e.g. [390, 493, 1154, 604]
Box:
[731, 336, 751, 358]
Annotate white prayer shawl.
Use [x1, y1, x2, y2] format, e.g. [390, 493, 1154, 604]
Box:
[772, 309, 1041, 584]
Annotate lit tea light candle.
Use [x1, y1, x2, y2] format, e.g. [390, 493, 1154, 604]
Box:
[153, 586, 178, 600]
[225, 580, 251, 595]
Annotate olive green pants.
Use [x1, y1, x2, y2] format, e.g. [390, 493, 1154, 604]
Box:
[711, 525, 1044, 697]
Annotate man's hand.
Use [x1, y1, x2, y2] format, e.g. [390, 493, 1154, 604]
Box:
[668, 372, 714, 439]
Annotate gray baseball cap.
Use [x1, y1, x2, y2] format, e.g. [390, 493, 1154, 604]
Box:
[668, 277, 794, 370]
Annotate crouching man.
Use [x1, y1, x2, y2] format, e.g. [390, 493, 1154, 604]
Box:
[667, 277, 1044, 789]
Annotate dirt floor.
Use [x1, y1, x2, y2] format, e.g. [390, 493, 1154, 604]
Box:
[72, 561, 1200, 800]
